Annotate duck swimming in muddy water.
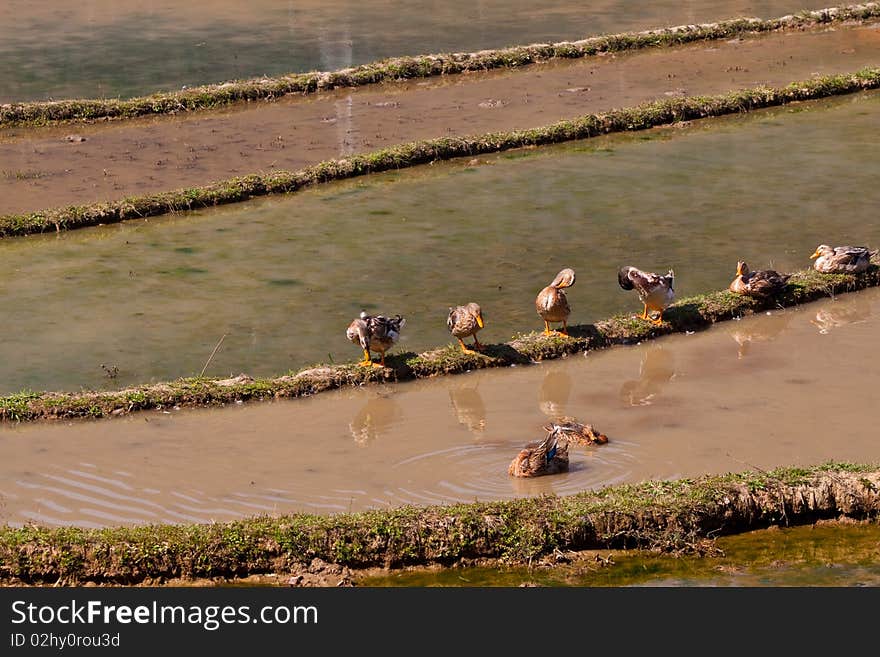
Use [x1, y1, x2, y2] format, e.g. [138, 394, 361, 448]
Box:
[542, 416, 609, 446]
[535, 268, 576, 336]
[810, 244, 877, 274]
[728, 261, 791, 299]
[447, 302, 485, 353]
[346, 311, 406, 367]
[508, 427, 569, 478]
[618, 265, 675, 325]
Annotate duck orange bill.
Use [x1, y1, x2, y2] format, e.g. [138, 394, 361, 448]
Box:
[810, 250, 820, 259]
[476, 314, 484, 328]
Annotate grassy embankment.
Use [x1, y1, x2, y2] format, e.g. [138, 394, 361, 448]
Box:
[2, 67, 880, 238]
[0, 263, 877, 423]
[1, 463, 877, 585]
[2, 2, 878, 127]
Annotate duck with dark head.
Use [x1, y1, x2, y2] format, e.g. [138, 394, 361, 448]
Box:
[618, 265, 675, 325]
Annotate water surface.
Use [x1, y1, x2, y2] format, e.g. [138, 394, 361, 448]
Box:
[361, 523, 880, 586]
[1, 286, 878, 528]
[0, 0, 822, 101]
[1, 91, 878, 393]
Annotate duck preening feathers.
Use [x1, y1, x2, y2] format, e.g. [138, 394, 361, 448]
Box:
[346, 311, 405, 367]
[618, 266, 675, 325]
[535, 268, 576, 336]
[508, 427, 570, 477]
[542, 416, 609, 446]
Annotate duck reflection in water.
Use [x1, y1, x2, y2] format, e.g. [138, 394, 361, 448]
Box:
[539, 367, 572, 418]
[349, 392, 400, 446]
[810, 297, 870, 335]
[728, 310, 792, 359]
[448, 382, 487, 438]
[619, 345, 675, 406]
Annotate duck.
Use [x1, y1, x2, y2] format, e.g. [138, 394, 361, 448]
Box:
[728, 261, 791, 299]
[810, 244, 877, 274]
[542, 416, 608, 446]
[508, 426, 569, 478]
[618, 266, 675, 325]
[535, 268, 576, 335]
[447, 302, 485, 353]
[346, 311, 406, 367]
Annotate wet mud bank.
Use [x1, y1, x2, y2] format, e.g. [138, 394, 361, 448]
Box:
[1, 463, 877, 586]
[0, 262, 877, 423]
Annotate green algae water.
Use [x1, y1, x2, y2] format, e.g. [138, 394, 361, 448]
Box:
[360, 523, 880, 586]
[0, 91, 878, 394]
[0, 0, 817, 102]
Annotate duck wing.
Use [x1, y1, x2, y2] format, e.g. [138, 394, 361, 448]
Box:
[744, 270, 790, 296]
[619, 266, 668, 296]
[368, 314, 405, 342]
[832, 246, 873, 265]
[528, 430, 568, 468]
[447, 306, 473, 336]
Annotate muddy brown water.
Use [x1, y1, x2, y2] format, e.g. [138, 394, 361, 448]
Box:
[1, 287, 878, 528]
[3, 23, 880, 215]
[1, 0, 818, 103]
[0, 89, 877, 394]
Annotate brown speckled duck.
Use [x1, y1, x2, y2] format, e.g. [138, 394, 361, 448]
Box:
[618, 266, 675, 325]
[346, 311, 406, 367]
[535, 268, 576, 335]
[810, 244, 877, 274]
[508, 427, 570, 478]
[542, 416, 608, 446]
[447, 302, 484, 353]
[729, 261, 791, 299]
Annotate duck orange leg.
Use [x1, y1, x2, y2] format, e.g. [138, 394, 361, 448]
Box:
[543, 320, 553, 336]
[472, 335, 483, 351]
[641, 303, 649, 320]
[557, 320, 569, 336]
[458, 338, 476, 354]
[358, 349, 373, 367]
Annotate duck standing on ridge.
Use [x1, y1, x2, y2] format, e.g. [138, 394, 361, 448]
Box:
[346, 311, 406, 367]
[618, 266, 675, 325]
[508, 426, 570, 478]
[535, 268, 576, 336]
[447, 302, 485, 353]
[810, 244, 877, 274]
[728, 261, 790, 299]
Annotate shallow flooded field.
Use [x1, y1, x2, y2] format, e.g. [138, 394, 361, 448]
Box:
[1, 90, 878, 394]
[1, 0, 815, 102]
[2, 286, 878, 528]
[2, 4, 879, 592]
[5, 23, 879, 216]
